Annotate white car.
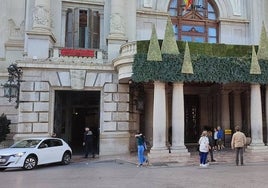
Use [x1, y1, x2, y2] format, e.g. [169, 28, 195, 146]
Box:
[0, 137, 72, 171]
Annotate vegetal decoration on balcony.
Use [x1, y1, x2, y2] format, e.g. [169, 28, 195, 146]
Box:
[250, 46, 261, 75]
[147, 24, 162, 61]
[257, 22, 268, 60]
[132, 20, 268, 84]
[161, 16, 180, 55]
[181, 41, 193, 74]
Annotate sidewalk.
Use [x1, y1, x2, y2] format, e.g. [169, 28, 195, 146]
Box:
[71, 148, 268, 167]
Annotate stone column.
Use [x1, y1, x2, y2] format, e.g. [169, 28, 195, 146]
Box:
[107, 0, 127, 61]
[126, 0, 136, 42]
[32, 0, 51, 31]
[171, 82, 188, 153]
[150, 81, 167, 151]
[233, 91, 242, 129]
[26, 0, 56, 59]
[248, 84, 267, 151]
[221, 90, 230, 130]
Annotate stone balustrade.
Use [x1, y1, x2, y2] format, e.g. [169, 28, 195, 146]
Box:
[119, 41, 137, 57]
[114, 41, 137, 81]
[50, 47, 108, 64]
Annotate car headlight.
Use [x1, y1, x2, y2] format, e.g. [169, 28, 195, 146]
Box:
[12, 152, 26, 157]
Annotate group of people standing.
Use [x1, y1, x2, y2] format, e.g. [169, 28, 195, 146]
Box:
[82, 125, 246, 168]
[199, 125, 247, 167]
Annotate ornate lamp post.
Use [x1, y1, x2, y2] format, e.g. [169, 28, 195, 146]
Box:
[2, 64, 23, 108]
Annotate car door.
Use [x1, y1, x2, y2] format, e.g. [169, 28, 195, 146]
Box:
[36, 139, 53, 164]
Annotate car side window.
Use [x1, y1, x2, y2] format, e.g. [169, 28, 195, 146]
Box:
[39, 141, 49, 149]
[51, 139, 63, 147]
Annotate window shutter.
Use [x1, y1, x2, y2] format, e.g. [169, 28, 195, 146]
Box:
[87, 8, 93, 48]
[93, 11, 100, 48]
[73, 8, 80, 48]
[66, 9, 73, 47]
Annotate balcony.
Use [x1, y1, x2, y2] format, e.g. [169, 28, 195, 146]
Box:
[51, 48, 108, 64]
[113, 41, 137, 82]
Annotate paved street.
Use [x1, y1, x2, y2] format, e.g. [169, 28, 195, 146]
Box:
[1, 152, 268, 188]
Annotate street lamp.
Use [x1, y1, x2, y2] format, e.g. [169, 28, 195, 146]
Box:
[2, 64, 22, 108]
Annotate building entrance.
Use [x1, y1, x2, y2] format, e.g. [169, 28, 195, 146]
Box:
[53, 90, 100, 154]
[184, 95, 200, 144]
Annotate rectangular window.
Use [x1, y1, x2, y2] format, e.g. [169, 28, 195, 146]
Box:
[65, 8, 100, 49]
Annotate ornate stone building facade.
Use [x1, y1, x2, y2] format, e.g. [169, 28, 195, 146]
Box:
[1, 0, 268, 161]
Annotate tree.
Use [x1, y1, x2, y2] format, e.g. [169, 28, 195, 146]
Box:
[0, 113, 10, 143]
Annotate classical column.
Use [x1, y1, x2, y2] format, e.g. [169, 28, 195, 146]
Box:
[233, 91, 242, 129]
[221, 90, 230, 130]
[248, 84, 267, 150]
[151, 81, 167, 151]
[107, 0, 127, 61]
[126, 0, 136, 42]
[171, 82, 188, 152]
[32, 0, 51, 31]
[26, 0, 56, 58]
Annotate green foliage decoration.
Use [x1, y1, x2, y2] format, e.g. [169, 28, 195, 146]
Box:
[133, 41, 268, 84]
[181, 41, 193, 74]
[132, 53, 268, 84]
[257, 22, 268, 60]
[0, 113, 11, 143]
[147, 24, 162, 61]
[161, 17, 180, 55]
[250, 46, 261, 74]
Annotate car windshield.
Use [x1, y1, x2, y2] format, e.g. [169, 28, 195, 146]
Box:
[10, 139, 42, 148]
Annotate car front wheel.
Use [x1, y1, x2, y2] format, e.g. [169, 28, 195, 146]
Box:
[61, 152, 71, 165]
[23, 155, 37, 170]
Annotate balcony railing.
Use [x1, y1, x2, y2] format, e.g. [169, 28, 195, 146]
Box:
[51, 48, 107, 64]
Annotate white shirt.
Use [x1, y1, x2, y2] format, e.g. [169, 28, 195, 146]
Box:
[199, 136, 209, 152]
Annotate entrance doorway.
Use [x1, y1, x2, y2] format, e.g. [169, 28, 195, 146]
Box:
[184, 95, 200, 143]
[53, 90, 100, 154]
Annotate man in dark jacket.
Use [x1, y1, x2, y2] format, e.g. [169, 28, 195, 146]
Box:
[208, 130, 216, 162]
[83, 127, 95, 158]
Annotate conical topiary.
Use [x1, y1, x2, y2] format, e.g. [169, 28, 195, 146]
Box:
[250, 46, 261, 74]
[147, 24, 162, 61]
[257, 22, 268, 60]
[161, 16, 179, 55]
[181, 41, 193, 74]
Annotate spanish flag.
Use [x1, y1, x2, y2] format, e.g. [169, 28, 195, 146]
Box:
[184, 0, 193, 11]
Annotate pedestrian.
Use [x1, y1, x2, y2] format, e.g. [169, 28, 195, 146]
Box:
[213, 127, 218, 151]
[199, 130, 210, 167]
[231, 126, 247, 166]
[217, 126, 224, 150]
[83, 127, 95, 158]
[207, 130, 216, 162]
[135, 133, 148, 167]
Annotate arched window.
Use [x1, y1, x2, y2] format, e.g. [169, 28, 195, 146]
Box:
[169, 0, 219, 43]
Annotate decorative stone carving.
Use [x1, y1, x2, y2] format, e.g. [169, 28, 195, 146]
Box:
[33, 5, 50, 29]
[70, 70, 86, 90]
[110, 13, 125, 34]
[8, 19, 25, 40]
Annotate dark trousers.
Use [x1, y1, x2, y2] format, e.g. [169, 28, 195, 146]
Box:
[85, 141, 94, 158]
[209, 149, 214, 161]
[235, 147, 244, 165]
[200, 152, 208, 164]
